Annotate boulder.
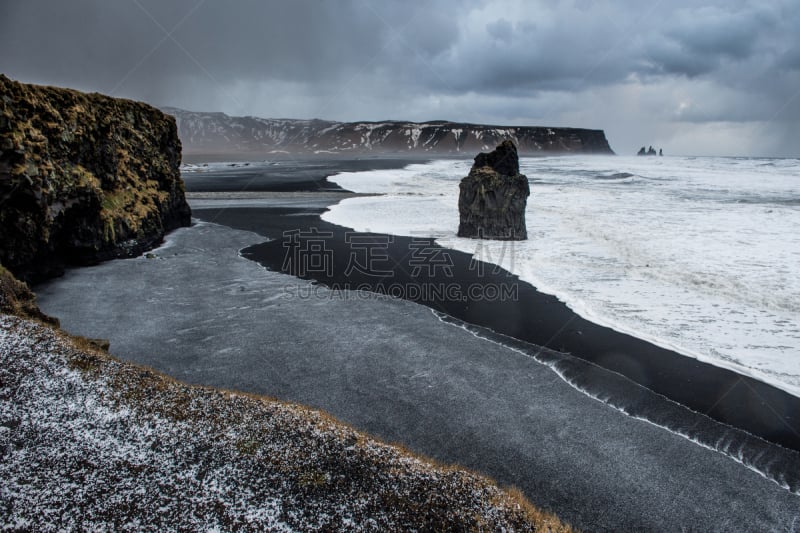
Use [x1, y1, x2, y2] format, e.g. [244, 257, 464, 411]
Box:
[457, 141, 530, 240]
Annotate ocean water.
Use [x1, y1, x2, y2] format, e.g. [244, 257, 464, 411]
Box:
[323, 156, 800, 398]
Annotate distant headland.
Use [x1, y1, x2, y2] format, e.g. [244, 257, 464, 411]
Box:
[162, 107, 615, 157]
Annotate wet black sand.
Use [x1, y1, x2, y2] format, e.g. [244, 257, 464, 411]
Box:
[182, 157, 431, 192]
[191, 204, 800, 457]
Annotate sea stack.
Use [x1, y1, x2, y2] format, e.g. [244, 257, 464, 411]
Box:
[457, 140, 530, 240]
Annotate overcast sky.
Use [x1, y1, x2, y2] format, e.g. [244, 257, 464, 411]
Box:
[2, 0, 798, 156]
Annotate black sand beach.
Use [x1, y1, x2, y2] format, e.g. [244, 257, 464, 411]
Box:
[34, 160, 800, 530]
[187, 159, 800, 451]
[198, 204, 800, 455]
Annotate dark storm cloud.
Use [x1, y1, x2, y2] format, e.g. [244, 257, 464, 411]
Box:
[640, 4, 778, 78]
[0, 0, 789, 95]
[423, 1, 787, 94]
[0, 0, 472, 117]
[0, 1, 402, 95]
[422, 4, 631, 94]
[0, 0, 798, 155]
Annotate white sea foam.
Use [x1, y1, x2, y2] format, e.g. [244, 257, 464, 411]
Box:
[323, 155, 800, 398]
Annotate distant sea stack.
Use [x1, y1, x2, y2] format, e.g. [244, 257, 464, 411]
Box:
[637, 146, 662, 156]
[457, 141, 529, 240]
[163, 107, 615, 156]
[0, 75, 191, 283]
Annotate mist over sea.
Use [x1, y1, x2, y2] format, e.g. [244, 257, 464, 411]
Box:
[324, 155, 800, 397]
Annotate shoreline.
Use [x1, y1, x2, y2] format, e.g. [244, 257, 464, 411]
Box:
[180, 158, 800, 454]
[324, 154, 800, 402]
[196, 202, 800, 455]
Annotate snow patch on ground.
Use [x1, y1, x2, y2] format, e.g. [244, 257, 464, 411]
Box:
[0, 315, 564, 531]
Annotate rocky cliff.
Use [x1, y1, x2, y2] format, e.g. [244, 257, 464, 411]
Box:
[458, 141, 530, 240]
[0, 75, 191, 283]
[164, 107, 614, 156]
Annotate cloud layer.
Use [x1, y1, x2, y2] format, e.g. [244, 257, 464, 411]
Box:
[1, 0, 798, 155]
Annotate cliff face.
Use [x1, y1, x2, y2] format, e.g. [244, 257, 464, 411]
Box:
[0, 75, 191, 283]
[164, 107, 614, 156]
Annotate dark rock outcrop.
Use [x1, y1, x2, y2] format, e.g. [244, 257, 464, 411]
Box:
[0, 75, 191, 283]
[457, 141, 529, 240]
[165, 107, 615, 156]
[637, 145, 659, 156]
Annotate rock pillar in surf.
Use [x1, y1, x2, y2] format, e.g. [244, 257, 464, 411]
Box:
[457, 140, 530, 240]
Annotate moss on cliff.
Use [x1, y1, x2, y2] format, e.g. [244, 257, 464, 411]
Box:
[0, 74, 191, 283]
[0, 262, 58, 325]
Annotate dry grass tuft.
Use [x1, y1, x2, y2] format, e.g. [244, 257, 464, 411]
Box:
[0, 262, 59, 325]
